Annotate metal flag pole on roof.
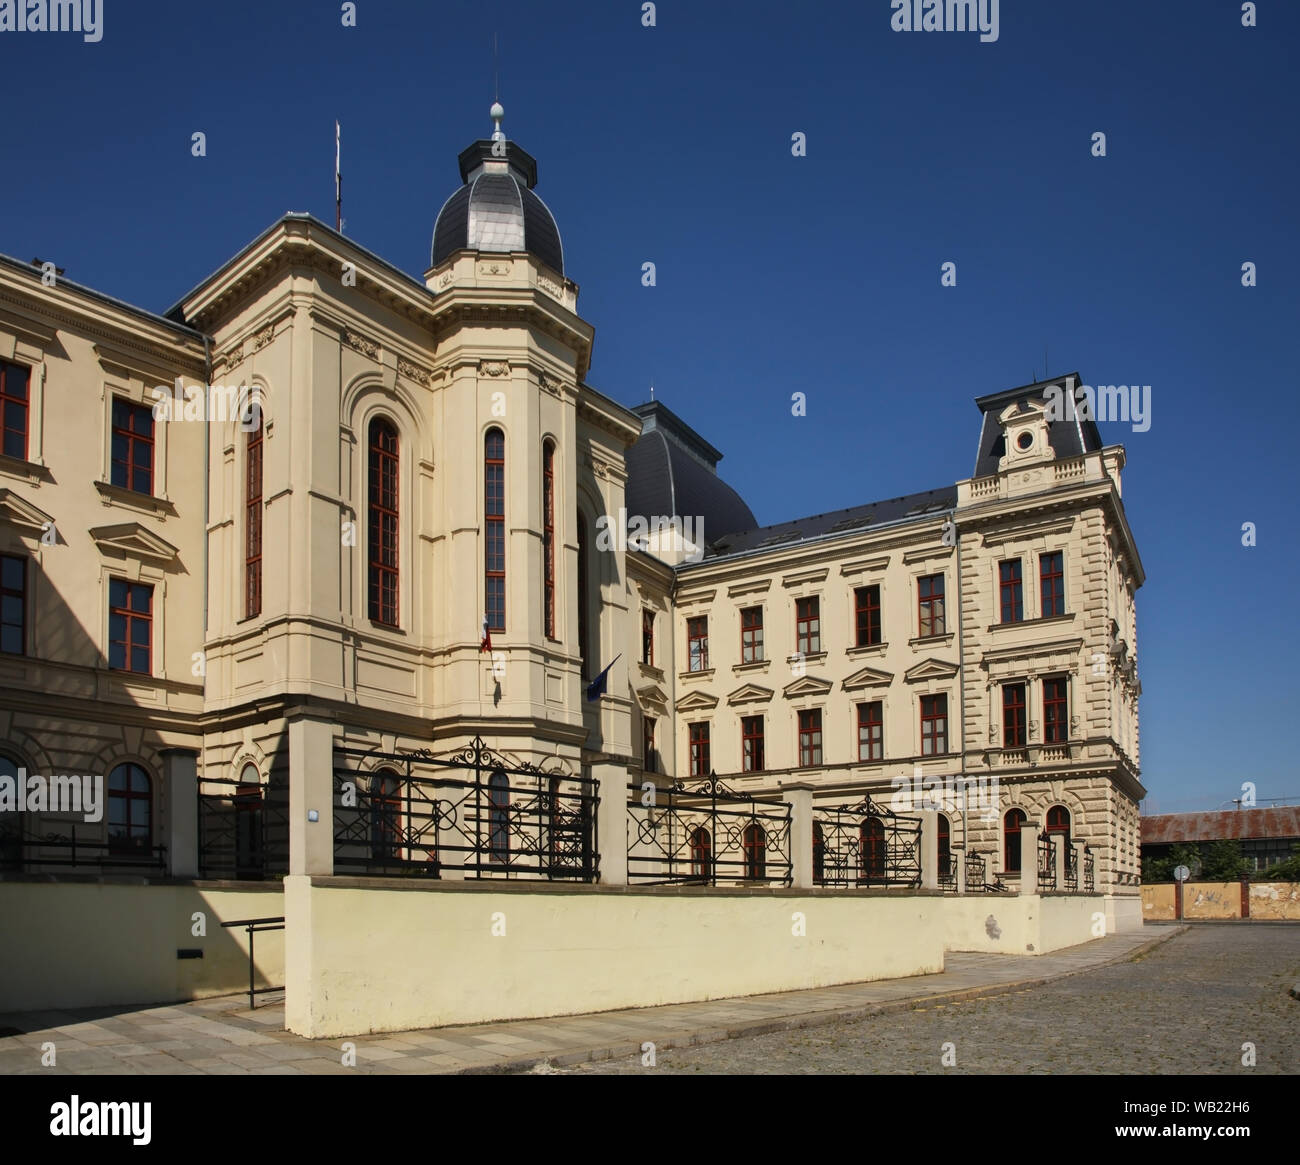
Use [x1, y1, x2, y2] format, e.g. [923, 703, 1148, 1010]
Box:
[335, 120, 342, 233]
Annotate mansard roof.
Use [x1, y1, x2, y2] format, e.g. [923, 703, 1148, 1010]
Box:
[971, 372, 1103, 478]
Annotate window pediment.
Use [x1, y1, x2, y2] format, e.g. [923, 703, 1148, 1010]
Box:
[89, 522, 179, 564]
[904, 657, 959, 683]
[782, 675, 833, 699]
[727, 683, 774, 707]
[675, 689, 719, 713]
[637, 682, 669, 710]
[842, 665, 894, 692]
[0, 488, 54, 535]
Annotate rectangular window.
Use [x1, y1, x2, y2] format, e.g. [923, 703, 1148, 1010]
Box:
[795, 596, 821, 655]
[485, 430, 505, 632]
[999, 559, 1023, 624]
[1043, 676, 1069, 744]
[542, 444, 555, 638]
[920, 694, 948, 756]
[857, 701, 883, 762]
[918, 574, 945, 637]
[1003, 683, 1027, 748]
[687, 615, 709, 672]
[109, 578, 153, 674]
[245, 421, 263, 619]
[0, 360, 30, 461]
[643, 716, 657, 773]
[1040, 551, 1065, 618]
[798, 708, 823, 767]
[689, 721, 710, 777]
[642, 609, 655, 666]
[0, 554, 25, 655]
[740, 605, 764, 663]
[854, 585, 881, 647]
[110, 398, 154, 495]
[741, 715, 765, 772]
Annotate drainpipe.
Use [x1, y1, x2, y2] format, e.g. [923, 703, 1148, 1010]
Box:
[202, 334, 211, 635]
[952, 510, 968, 851]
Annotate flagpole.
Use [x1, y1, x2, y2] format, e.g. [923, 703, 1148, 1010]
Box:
[335, 120, 342, 232]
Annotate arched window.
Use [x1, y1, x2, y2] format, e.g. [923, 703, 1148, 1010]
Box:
[108, 763, 152, 855]
[542, 441, 555, 639]
[245, 414, 263, 619]
[1004, 808, 1027, 873]
[370, 770, 402, 861]
[861, 817, 886, 882]
[1046, 805, 1071, 843]
[576, 510, 589, 672]
[812, 821, 824, 885]
[0, 754, 23, 868]
[743, 822, 766, 880]
[485, 429, 505, 633]
[235, 762, 263, 878]
[488, 770, 510, 862]
[689, 826, 711, 880]
[368, 418, 399, 626]
[937, 812, 951, 882]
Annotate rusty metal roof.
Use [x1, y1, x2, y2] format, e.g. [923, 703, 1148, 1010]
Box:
[1141, 808, 1300, 845]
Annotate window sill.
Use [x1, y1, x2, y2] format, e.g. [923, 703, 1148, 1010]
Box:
[0, 453, 52, 485]
[679, 667, 714, 681]
[987, 613, 1074, 633]
[790, 651, 827, 665]
[845, 642, 888, 658]
[369, 620, 405, 635]
[638, 662, 664, 681]
[909, 633, 953, 648]
[733, 659, 770, 673]
[94, 480, 177, 518]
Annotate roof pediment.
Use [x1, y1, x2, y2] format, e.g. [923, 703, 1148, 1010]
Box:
[782, 675, 833, 699]
[904, 658, 960, 683]
[727, 683, 774, 707]
[0, 489, 54, 534]
[675, 689, 719, 713]
[842, 666, 894, 692]
[89, 522, 180, 564]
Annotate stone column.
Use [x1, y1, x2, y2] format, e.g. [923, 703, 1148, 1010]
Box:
[920, 811, 939, 891]
[287, 712, 334, 876]
[161, 747, 199, 879]
[782, 782, 815, 889]
[1019, 819, 1039, 895]
[596, 762, 628, 886]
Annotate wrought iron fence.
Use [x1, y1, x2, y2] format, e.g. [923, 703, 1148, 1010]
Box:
[198, 777, 289, 879]
[0, 827, 168, 874]
[334, 738, 598, 882]
[1084, 845, 1095, 892]
[1063, 841, 1079, 893]
[1037, 831, 1056, 891]
[939, 846, 958, 892]
[812, 797, 921, 888]
[626, 775, 791, 886]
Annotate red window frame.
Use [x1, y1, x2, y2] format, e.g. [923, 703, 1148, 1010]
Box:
[857, 701, 883, 762]
[740, 605, 764, 663]
[642, 608, 655, 666]
[110, 397, 154, 495]
[920, 693, 947, 756]
[918, 574, 945, 637]
[368, 418, 399, 626]
[108, 763, 152, 854]
[543, 442, 555, 638]
[1046, 804, 1071, 845]
[643, 716, 656, 773]
[742, 822, 767, 879]
[370, 770, 403, 860]
[576, 511, 589, 670]
[1043, 675, 1069, 743]
[798, 708, 822, 767]
[795, 596, 820, 655]
[1004, 808, 1026, 873]
[861, 817, 886, 881]
[485, 428, 505, 632]
[689, 826, 712, 879]
[1040, 551, 1065, 617]
[999, 559, 1023, 624]
[687, 615, 709, 672]
[0, 553, 25, 656]
[108, 578, 152, 674]
[937, 812, 951, 880]
[689, 721, 710, 776]
[1002, 683, 1027, 748]
[0, 360, 30, 461]
[245, 416, 263, 619]
[854, 585, 881, 647]
[741, 715, 764, 772]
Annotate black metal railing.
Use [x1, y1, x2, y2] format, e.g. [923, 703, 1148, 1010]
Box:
[1084, 845, 1095, 892]
[198, 777, 289, 880]
[1037, 831, 1056, 891]
[812, 797, 921, 888]
[334, 738, 599, 882]
[626, 775, 791, 886]
[939, 846, 958, 892]
[1063, 841, 1079, 893]
[219, 915, 285, 1010]
[0, 828, 168, 874]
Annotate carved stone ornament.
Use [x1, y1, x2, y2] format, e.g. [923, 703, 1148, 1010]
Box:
[538, 274, 564, 300]
[397, 357, 432, 387]
[253, 325, 275, 351]
[479, 360, 510, 378]
[438, 271, 453, 289]
[223, 342, 244, 369]
[479, 261, 511, 277]
[540, 373, 564, 397]
[344, 330, 380, 360]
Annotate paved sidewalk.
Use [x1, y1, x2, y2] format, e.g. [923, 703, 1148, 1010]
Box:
[0, 927, 1182, 1075]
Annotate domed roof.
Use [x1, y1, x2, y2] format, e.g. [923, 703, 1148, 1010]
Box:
[430, 109, 564, 275]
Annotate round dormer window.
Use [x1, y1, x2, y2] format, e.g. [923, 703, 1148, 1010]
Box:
[1016, 431, 1034, 452]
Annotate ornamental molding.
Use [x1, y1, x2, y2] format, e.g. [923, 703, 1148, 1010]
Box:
[537, 273, 564, 300]
[479, 360, 511, 378]
[397, 357, 432, 387]
[343, 330, 380, 360]
[539, 372, 565, 398]
[478, 261, 512, 277]
[253, 324, 275, 351]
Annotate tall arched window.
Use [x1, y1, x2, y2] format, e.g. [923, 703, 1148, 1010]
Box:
[245, 414, 263, 619]
[812, 821, 825, 885]
[0, 754, 23, 868]
[485, 429, 505, 632]
[488, 770, 510, 862]
[1046, 805, 1071, 843]
[542, 441, 555, 639]
[370, 770, 402, 861]
[576, 510, 589, 672]
[235, 762, 263, 878]
[743, 822, 767, 880]
[108, 763, 152, 855]
[689, 826, 711, 880]
[861, 817, 886, 882]
[937, 812, 951, 882]
[368, 418, 399, 626]
[1004, 808, 1027, 873]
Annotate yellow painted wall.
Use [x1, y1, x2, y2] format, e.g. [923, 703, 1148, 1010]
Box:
[1142, 883, 1176, 920]
[0, 882, 284, 1012]
[1248, 882, 1300, 920]
[943, 894, 1108, 954]
[1183, 881, 1241, 920]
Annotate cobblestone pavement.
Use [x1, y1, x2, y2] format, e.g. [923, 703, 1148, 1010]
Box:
[561, 925, 1299, 1074]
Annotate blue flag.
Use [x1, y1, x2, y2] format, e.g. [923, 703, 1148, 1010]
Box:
[585, 654, 621, 702]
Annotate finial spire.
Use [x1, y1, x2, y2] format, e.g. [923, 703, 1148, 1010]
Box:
[490, 101, 505, 142]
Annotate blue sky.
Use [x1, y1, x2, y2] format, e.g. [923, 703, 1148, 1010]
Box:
[1, 0, 1296, 812]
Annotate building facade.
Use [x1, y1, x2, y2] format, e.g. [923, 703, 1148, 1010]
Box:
[0, 111, 1145, 923]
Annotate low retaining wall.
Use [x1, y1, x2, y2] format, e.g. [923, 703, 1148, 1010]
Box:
[0, 881, 285, 1012]
[943, 894, 1109, 954]
[1141, 881, 1300, 921]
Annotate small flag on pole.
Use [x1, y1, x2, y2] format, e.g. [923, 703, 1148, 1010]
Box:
[335, 120, 342, 232]
[480, 615, 492, 654]
[585, 653, 621, 702]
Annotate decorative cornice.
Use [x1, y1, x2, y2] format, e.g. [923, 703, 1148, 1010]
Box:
[343, 329, 380, 360]
[397, 356, 432, 387]
[479, 359, 511, 378]
[89, 522, 180, 564]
